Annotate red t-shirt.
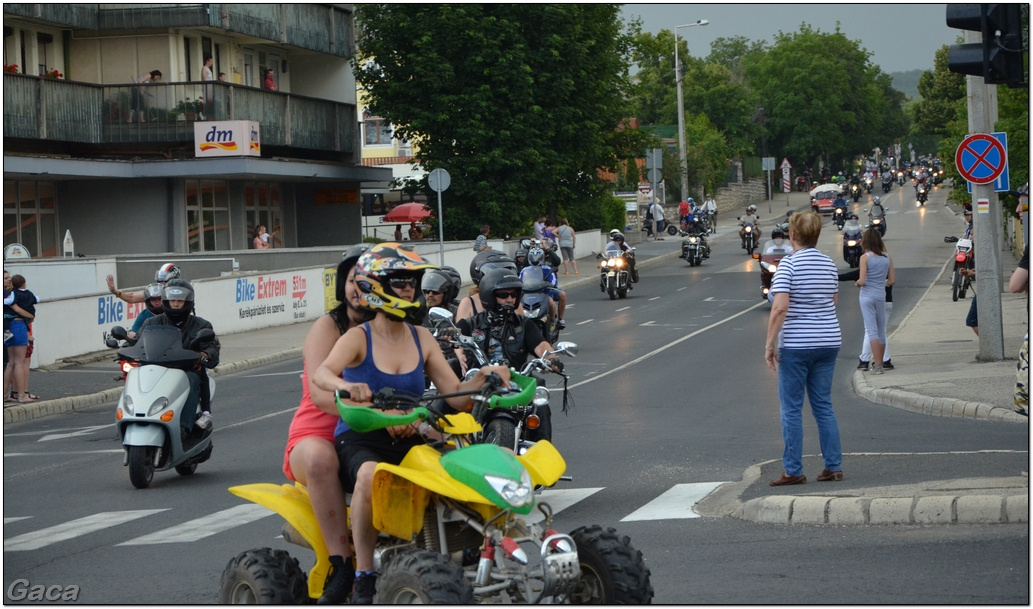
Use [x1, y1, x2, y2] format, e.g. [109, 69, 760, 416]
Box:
[679, 202, 689, 217]
[282, 366, 338, 481]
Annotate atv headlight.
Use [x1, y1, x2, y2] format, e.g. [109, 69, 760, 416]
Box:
[485, 470, 533, 508]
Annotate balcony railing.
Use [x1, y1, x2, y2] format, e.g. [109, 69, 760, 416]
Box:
[3, 73, 355, 155]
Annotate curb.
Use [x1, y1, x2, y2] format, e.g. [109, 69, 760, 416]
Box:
[851, 371, 1027, 423]
[3, 348, 303, 425]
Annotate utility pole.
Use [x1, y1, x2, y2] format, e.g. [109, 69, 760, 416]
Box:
[965, 29, 1005, 361]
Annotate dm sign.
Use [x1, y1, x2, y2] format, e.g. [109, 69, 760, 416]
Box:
[193, 121, 261, 158]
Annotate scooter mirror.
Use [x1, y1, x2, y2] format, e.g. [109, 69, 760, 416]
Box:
[189, 328, 215, 350]
[105, 338, 120, 349]
[110, 325, 129, 341]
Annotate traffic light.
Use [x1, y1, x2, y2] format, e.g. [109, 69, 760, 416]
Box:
[946, 3, 1026, 88]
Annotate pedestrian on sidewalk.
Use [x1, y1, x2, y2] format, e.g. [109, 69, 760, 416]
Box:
[855, 229, 895, 375]
[1008, 186, 1028, 416]
[764, 211, 843, 486]
[652, 202, 666, 240]
[556, 218, 578, 275]
[3, 272, 38, 403]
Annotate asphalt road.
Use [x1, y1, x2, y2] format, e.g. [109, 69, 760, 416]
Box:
[3, 181, 1028, 604]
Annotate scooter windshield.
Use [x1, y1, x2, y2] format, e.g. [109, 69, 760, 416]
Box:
[118, 325, 201, 368]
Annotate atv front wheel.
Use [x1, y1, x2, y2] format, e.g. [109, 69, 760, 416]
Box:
[219, 548, 308, 604]
[378, 550, 474, 604]
[568, 525, 654, 604]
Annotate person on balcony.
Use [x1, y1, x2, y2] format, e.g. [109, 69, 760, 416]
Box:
[129, 70, 162, 123]
[263, 68, 277, 91]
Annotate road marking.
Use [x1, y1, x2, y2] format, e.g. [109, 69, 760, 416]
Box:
[621, 482, 725, 521]
[677, 287, 688, 291]
[615, 306, 630, 311]
[4, 517, 31, 524]
[4, 510, 168, 551]
[243, 370, 304, 378]
[648, 297, 661, 301]
[525, 487, 604, 525]
[5, 449, 124, 457]
[639, 321, 656, 327]
[570, 301, 766, 390]
[118, 504, 274, 545]
[575, 319, 594, 325]
[39, 424, 112, 442]
[702, 297, 755, 302]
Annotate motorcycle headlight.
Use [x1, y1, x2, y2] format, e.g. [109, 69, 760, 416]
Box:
[760, 261, 777, 272]
[745, 226, 752, 233]
[485, 470, 533, 508]
[148, 397, 170, 417]
[533, 386, 550, 407]
[847, 240, 858, 247]
[123, 394, 135, 415]
[688, 236, 698, 244]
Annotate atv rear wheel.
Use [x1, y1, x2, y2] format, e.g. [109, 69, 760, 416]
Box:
[378, 550, 474, 604]
[219, 548, 308, 604]
[568, 525, 654, 604]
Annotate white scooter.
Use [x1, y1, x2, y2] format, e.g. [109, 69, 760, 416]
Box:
[108, 325, 215, 489]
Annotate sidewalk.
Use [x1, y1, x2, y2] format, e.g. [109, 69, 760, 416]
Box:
[5, 231, 1028, 525]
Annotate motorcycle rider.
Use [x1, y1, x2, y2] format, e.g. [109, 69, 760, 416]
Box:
[313, 244, 510, 604]
[127, 283, 165, 340]
[456, 267, 564, 441]
[870, 196, 885, 218]
[521, 244, 566, 329]
[606, 229, 639, 282]
[139, 279, 220, 435]
[106, 262, 182, 304]
[420, 268, 459, 319]
[739, 204, 760, 249]
[763, 228, 792, 255]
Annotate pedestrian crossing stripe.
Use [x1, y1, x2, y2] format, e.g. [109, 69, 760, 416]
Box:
[4, 510, 168, 552]
[3, 483, 729, 551]
[117, 504, 274, 546]
[621, 482, 724, 522]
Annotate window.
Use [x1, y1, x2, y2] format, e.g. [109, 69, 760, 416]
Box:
[185, 179, 230, 252]
[3, 181, 58, 257]
[363, 111, 393, 146]
[244, 182, 282, 248]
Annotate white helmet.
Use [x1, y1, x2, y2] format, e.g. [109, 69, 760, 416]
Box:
[747, 204, 757, 212]
[872, 196, 881, 205]
[609, 229, 621, 237]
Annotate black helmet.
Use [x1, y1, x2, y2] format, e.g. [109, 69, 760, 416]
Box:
[143, 283, 164, 316]
[161, 279, 195, 324]
[155, 263, 181, 283]
[421, 269, 455, 300]
[438, 266, 462, 303]
[335, 243, 372, 303]
[470, 250, 517, 285]
[848, 212, 859, 220]
[478, 267, 523, 312]
[611, 231, 626, 243]
[771, 228, 785, 240]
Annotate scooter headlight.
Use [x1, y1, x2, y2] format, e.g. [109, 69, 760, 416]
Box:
[533, 386, 550, 407]
[485, 470, 533, 508]
[122, 394, 135, 415]
[148, 397, 169, 417]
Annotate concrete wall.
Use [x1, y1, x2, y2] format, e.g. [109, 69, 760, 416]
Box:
[19, 231, 604, 368]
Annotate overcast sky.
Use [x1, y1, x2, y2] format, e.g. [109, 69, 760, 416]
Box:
[622, 3, 959, 74]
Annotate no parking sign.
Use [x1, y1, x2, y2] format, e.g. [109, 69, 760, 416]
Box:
[956, 133, 1007, 185]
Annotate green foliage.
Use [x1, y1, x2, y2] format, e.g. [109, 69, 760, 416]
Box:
[355, 4, 644, 239]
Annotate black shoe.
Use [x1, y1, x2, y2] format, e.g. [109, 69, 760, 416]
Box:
[882, 359, 894, 370]
[318, 556, 355, 605]
[351, 572, 377, 605]
[857, 359, 869, 370]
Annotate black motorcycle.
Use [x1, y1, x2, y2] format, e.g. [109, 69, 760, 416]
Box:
[842, 223, 863, 268]
[679, 229, 711, 267]
[739, 217, 760, 256]
[832, 206, 847, 230]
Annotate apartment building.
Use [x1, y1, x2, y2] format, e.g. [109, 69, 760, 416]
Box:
[3, 3, 389, 258]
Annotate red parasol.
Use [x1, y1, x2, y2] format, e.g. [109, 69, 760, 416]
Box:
[383, 202, 432, 223]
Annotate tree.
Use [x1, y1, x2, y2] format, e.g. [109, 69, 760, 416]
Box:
[354, 4, 644, 239]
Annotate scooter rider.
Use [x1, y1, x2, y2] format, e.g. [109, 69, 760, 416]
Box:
[739, 204, 760, 248]
[870, 196, 885, 218]
[523, 244, 567, 329]
[107, 262, 182, 304]
[607, 229, 639, 282]
[127, 283, 165, 340]
[139, 279, 220, 435]
[456, 267, 563, 441]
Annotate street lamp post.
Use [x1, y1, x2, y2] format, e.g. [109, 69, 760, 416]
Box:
[675, 19, 709, 204]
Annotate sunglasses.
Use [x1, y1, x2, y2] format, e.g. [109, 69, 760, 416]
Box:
[388, 277, 418, 289]
[495, 290, 519, 300]
[422, 289, 441, 296]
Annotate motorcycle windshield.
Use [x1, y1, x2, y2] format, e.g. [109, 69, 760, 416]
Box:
[117, 325, 200, 368]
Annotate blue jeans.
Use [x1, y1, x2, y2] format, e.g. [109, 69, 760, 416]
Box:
[777, 347, 842, 476]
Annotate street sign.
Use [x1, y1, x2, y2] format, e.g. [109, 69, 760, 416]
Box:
[428, 168, 450, 192]
[955, 133, 1007, 185]
[780, 158, 792, 170]
[781, 167, 791, 193]
[645, 148, 662, 170]
[647, 168, 662, 183]
[762, 157, 775, 171]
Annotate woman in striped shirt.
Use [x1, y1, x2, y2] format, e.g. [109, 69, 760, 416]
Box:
[764, 211, 844, 486]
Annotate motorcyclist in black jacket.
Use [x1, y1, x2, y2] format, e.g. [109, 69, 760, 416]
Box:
[140, 279, 220, 435]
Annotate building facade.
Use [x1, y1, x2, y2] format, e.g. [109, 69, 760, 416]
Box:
[3, 3, 389, 258]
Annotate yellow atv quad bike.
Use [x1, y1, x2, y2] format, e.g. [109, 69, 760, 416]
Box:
[219, 371, 653, 604]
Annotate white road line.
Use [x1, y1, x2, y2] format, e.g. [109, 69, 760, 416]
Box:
[677, 287, 688, 291]
[5, 449, 125, 457]
[615, 306, 630, 311]
[575, 319, 594, 325]
[639, 321, 656, 327]
[569, 301, 765, 390]
[525, 487, 604, 525]
[4, 517, 31, 524]
[117, 504, 275, 546]
[621, 482, 725, 522]
[4, 510, 168, 551]
[648, 297, 661, 301]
